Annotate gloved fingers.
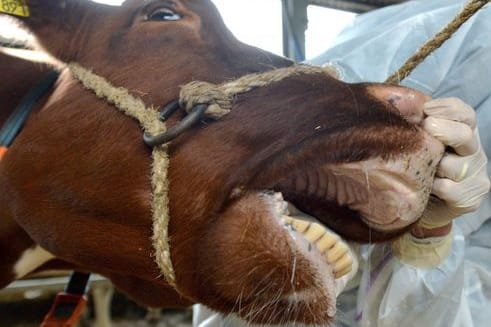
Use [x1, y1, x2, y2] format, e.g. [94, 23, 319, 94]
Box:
[432, 174, 490, 214]
[421, 157, 489, 229]
[418, 197, 455, 229]
[423, 116, 478, 156]
[423, 97, 476, 129]
[436, 147, 488, 181]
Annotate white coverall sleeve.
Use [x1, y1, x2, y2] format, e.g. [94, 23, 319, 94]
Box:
[391, 98, 489, 269]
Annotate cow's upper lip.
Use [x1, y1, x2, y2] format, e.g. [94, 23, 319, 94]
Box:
[248, 130, 444, 235]
[273, 163, 424, 232]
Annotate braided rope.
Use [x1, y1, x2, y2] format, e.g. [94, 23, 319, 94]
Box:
[386, 0, 490, 84]
[180, 64, 339, 119]
[69, 63, 177, 289]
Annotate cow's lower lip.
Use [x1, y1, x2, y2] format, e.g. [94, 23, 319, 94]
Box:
[216, 191, 341, 325]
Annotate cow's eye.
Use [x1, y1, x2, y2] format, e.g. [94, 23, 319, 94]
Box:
[148, 8, 182, 21]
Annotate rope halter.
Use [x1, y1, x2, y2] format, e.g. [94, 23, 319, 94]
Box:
[69, 63, 176, 289]
[67, 62, 338, 291]
[179, 64, 340, 120]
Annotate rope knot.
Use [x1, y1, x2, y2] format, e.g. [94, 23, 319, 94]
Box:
[178, 65, 339, 120]
[179, 81, 232, 119]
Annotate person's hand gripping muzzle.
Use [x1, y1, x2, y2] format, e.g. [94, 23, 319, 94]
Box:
[392, 97, 491, 268]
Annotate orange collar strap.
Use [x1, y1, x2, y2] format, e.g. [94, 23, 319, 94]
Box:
[0, 146, 7, 161]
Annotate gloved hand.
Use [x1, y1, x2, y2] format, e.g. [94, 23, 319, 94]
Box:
[392, 97, 490, 268]
[419, 97, 490, 229]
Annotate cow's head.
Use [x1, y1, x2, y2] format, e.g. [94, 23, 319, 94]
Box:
[5, 0, 444, 324]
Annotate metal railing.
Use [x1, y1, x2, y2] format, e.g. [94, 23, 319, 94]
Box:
[282, 0, 407, 60]
[0, 273, 108, 302]
[310, 0, 407, 13]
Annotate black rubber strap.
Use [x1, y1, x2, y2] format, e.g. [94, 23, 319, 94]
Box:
[65, 271, 91, 295]
[0, 70, 59, 147]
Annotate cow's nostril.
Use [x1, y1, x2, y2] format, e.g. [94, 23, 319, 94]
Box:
[367, 85, 431, 124]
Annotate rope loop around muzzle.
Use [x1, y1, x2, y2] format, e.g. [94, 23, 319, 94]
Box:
[179, 64, 340, 120]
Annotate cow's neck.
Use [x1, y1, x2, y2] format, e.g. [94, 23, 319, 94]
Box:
[68, 63, 177, 291]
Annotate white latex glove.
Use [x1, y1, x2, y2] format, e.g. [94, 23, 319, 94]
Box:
[419, 97, 490, 228]
[392, 97, 490, 268]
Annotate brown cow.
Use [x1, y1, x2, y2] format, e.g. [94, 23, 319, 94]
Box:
[0, 0, 444, 325]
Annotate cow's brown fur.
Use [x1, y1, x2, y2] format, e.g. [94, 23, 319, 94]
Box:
[0, 0, 440, 324]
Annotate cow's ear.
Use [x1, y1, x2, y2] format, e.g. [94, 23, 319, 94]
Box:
[3, 0, 98, 62]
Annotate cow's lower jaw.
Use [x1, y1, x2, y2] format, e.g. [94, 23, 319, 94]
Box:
[198, 191, 347, 325]
[235, 202, 342, 325]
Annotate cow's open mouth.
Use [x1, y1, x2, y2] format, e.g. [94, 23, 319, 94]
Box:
[254, 130, 445, 238]
[222, 136, 443, 323]
[212, 124, 444, 325]
[231, 191, 356, 323]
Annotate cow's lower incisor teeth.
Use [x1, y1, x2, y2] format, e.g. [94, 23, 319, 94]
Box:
[303, 224, 325, 243]
[284, 216, 353, 279]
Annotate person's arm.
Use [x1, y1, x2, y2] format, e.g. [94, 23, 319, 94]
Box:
[392, 97, 490, 268]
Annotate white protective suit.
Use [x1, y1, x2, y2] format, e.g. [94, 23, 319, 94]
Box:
[309, 0, 491, 326]
[193, 0, 491, 326]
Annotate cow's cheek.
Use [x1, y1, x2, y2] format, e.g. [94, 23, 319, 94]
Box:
[193, 192, 336, 324]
